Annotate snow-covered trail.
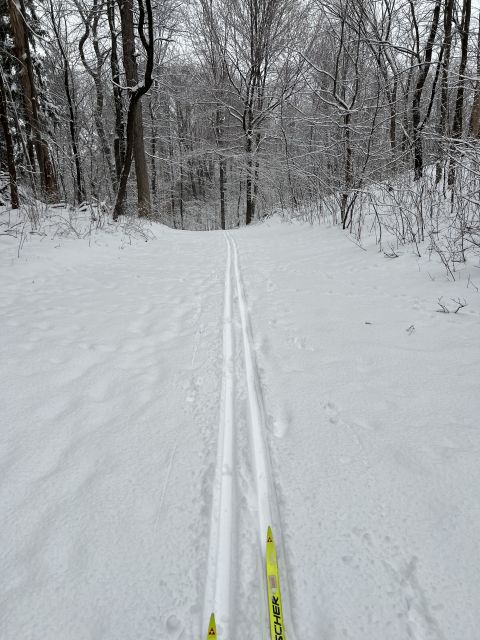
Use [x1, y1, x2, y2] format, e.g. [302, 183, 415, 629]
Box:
[203, 232, 292, 639]
[203, 235, 235, 636]
[1, 218, 479, 640]
[233, 220, 480, 640]
[0, 229, 228, 639]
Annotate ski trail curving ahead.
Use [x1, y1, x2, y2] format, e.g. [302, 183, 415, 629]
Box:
[203, 235, 236, 637]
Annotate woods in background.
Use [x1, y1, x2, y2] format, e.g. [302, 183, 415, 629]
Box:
[1, 0, 480, 235]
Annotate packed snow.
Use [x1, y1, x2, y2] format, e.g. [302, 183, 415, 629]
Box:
[1, 217, 479, 640]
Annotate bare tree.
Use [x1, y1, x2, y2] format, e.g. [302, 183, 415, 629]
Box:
[410, 0, 441, 180]
[469, 13, 480, 137]
[113, 0, 154, 220]
[49, 0, 85, 204]
[77, 0, 117, 195]
[0, 69, 19, 208]
[8, 0, 58, 200]
[107, 0, 126, 182]
[116, 0, 152, 217]
[448, 0, 471, 185]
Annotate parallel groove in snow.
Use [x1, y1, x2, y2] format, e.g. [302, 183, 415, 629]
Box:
[228, 232, 295, 640]
[204, 232, 293, 639]
[203, 235, 236, 637]
[229, 233, 273, 546]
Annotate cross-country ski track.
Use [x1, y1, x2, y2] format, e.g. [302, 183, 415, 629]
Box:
[1, 218, 479, 640]
[203, 232, 293, 639]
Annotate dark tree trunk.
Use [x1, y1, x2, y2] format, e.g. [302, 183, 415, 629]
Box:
[113, 0, 154, 220]
[219, 157, 227, 229]
[0, 71, 19, 209]
[402, 58, 415, 158]
[149, 98, 157, 205]
[449, 0, 471, 186]
[215, 105, 227, 229]
[78, 0, 116, 195]
[245, 102, 255, 225]
[118, 0, 152, 218]
[107, 0, 126, 182]
[411, 0, 441, 180]
[49, 0, 85, 203]
[470, 14, 480, 137]
[64, 58, 85, 203]
[389, 80, 398, 154]
[436, 0, 454, 184]
[50, 0, 85, 204]
[341, 112, 353, 228]
[9, 0, 58, 200]
[179, 140, 184, 229]
[245, 144, 254, 225]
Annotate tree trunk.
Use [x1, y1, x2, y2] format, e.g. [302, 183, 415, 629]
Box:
[179, 139, 184, 229]
[0, 71, 19, 209]
[245, 139, 254, 225]
[412, 91, 423, 180]
[449, 0, 471, 186]
[9, 0, 58, 200]
[118, 0, 152, 218]
[78, 0, 116, 195]
[149, 98, 157, 206]
[49, 0, 85, 204]
[245, 105, 255, 225]
[215, 105, 227, 229]
[411, 0, 441, 180]
[341, 112, 353, 228]
[470, 14, 480, 137]
[389, 79, 398, 155]
[107, 0, 126, 182]
[219, 157, 227, 229]
[402, 58, 414, 158]
[112, 99, 138, 218]
[64, 57, 85, 203]
[113, 0, 154, 220]
[435, 0, 454, 184]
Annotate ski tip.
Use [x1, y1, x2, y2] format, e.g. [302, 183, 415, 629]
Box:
[206, 613, 216, 639]
[267, 525, 273, 544]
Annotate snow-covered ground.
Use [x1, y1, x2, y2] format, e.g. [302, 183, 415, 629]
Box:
[1, 218, 479, 640]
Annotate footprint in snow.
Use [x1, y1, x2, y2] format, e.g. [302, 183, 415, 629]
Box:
[324, 401, 340, 424]
[160, 614, 185, 640]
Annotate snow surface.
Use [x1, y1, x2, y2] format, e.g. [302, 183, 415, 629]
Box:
[1, 218, 479, 640]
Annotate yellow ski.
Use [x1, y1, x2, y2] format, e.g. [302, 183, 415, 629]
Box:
[206, 613, 216, 640]
[266, 526, 286, 640]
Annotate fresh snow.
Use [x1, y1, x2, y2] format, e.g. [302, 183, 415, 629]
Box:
[1, 218, 479, 640]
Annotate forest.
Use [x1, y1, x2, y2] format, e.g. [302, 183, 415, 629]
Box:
[1, 0, 480, 261]
[2, 3, 480, 639]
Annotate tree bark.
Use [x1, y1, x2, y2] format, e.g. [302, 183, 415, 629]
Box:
[149, 96, 157, 206]
[107, 0, 126, 182]
[0, 71, 19, 209]
[9, 0, 58, 200]
[436, 0, 454, 184]
[118, 0, 152, 217]
[215, 105, 227, 229]
[50, 0, 85, 204]
[341, 112, 353, 228]
[449, 0, 471, 186]
[470, 14, 480, 137]
[245, 132, 254, 225]
[78, 0, 116, 195]
[113, 0, 154, 220]
[411, 0, 441, 180]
